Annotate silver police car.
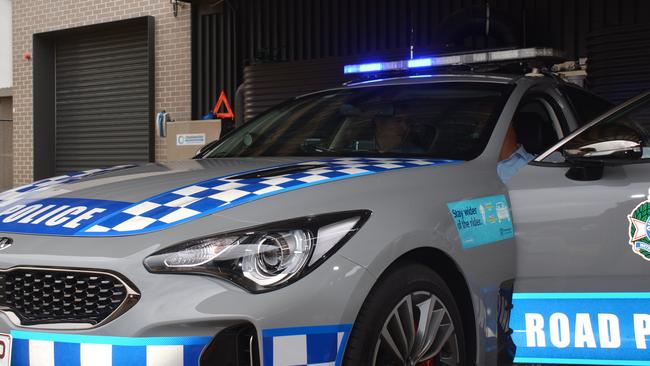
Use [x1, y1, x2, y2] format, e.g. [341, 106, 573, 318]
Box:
[0, 49, 649, 366]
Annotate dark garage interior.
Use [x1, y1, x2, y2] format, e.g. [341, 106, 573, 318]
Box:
[190, 0, 650, 123]
[23, 0, 650, 177]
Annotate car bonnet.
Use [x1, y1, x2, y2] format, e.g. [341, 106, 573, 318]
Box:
[0, 157, 460, 237]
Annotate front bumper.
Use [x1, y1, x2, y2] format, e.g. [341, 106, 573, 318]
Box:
[0, 253, 375, 366]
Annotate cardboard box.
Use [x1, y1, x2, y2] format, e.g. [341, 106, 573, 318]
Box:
[166, 119, 221, 160]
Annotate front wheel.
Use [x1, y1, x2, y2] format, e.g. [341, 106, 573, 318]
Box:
[343, 263, 467, 366]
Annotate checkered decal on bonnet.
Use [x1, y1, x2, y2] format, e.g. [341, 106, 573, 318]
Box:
[263, 324, 352, 366]
[81, 158, 456, 236]
[0, 165, 134, 208]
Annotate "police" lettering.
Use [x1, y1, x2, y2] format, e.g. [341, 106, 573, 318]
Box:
[0, 204, 106, 229]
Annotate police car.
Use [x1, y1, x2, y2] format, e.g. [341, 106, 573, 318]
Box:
[0, 48, 649, 366]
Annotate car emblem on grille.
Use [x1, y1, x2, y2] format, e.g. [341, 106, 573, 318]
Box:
[0, 238, 12, 251]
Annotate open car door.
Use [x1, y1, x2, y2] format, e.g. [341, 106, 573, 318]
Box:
[506, 91, 650, 365]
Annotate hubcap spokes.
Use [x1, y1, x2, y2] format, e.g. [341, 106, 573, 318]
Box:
[372, 291, 460, 366]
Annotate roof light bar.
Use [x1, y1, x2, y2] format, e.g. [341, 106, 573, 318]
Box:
[343, 47, 564, 74]
[358, 63, 382, 72]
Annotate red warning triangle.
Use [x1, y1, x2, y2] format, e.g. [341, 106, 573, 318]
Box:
[213, 90, 235, 119]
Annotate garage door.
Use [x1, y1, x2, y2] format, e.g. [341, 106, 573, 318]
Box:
[587, 24, 650, 104]
[55, 22, 153, 174]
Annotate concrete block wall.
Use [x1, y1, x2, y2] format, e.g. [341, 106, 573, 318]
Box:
[12, 0, 192, 186]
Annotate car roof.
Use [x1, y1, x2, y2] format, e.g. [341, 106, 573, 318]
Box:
[343, 73, 523, 88]
[295, 72, 567, 101]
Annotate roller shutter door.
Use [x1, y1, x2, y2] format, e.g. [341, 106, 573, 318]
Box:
[55, 22, 153, 174]
[586, 24, 650, 104]
[242, 49, 411, 123]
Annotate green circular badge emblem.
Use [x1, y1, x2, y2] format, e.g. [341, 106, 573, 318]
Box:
[628, 192, 650, 261]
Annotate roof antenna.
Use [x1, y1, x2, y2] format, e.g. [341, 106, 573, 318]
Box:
[485, 0, 491, 36]
[410, 27, 415, 59]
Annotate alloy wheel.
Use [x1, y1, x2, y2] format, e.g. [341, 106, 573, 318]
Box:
[372, 291, 460, 366]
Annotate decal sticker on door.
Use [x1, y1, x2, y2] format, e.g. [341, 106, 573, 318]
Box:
[447, 194, 514, 249]
[628, 188, 650, 261]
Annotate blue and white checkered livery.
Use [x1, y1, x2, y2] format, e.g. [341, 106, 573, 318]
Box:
[0, 165, 134, 209]
[0, 159, 457, 237]
[81, 158, 457, 236]
[262, 324, 352, 366]
[10, 330, 210, 366]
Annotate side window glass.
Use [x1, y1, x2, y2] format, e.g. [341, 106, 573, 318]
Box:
[497, 98, 563, 182]
[561, 97, 650, 160]
[511, 100, 560, 155]
[561, 86, 614, 126]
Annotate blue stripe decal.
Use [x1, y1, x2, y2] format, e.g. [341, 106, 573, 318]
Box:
[112, 345, 146, 366]
[306, 333, 338, 364]
[10, 331, 210, 366]
[511, 292, 650, 365]
[262, 324, 352, 337]
[336, 329, 351, 365]
[11, 330, 211, 346]
[262, 324, 352, 366]
[54, 342, 81, 366]
[262, 334, 274, 366]
[513, 292, 650, 300]
[0, 158, 458, 237]
[183, 344, 205, 365]
[514, 357, 650, 365]
[11, 338, 29, 366]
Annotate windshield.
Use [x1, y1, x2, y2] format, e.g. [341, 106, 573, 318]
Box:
[202, 82, 514, 160]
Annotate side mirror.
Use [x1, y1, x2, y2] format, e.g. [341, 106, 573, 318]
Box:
[563, 140, 642, 181]
[565, 160, 605, 181]
[564, 140, 643, 160]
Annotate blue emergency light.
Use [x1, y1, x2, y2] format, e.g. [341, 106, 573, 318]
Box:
[343, 47, 564, 75]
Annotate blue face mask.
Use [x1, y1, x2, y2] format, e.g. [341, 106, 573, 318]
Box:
[497, 145, 536, 183]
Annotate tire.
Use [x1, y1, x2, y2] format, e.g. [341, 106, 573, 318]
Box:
[343, 263, 467, 366]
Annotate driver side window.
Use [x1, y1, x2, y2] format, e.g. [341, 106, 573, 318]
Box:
[511, 98, 562, 156]
[497, 96, 563, 182]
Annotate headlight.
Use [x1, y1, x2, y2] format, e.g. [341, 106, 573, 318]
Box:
[144, 210, 371, 292]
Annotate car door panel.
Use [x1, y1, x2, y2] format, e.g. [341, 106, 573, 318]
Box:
[510, 163, 650, 288]
[507, 164, 650, 365]
[506, 92, 650, 365]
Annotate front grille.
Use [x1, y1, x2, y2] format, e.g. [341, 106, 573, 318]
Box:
[0, 268, 139, 327]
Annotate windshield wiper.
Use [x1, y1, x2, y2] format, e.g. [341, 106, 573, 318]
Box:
[300, 144, 340, 153]
[229, 164, 327, 179]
